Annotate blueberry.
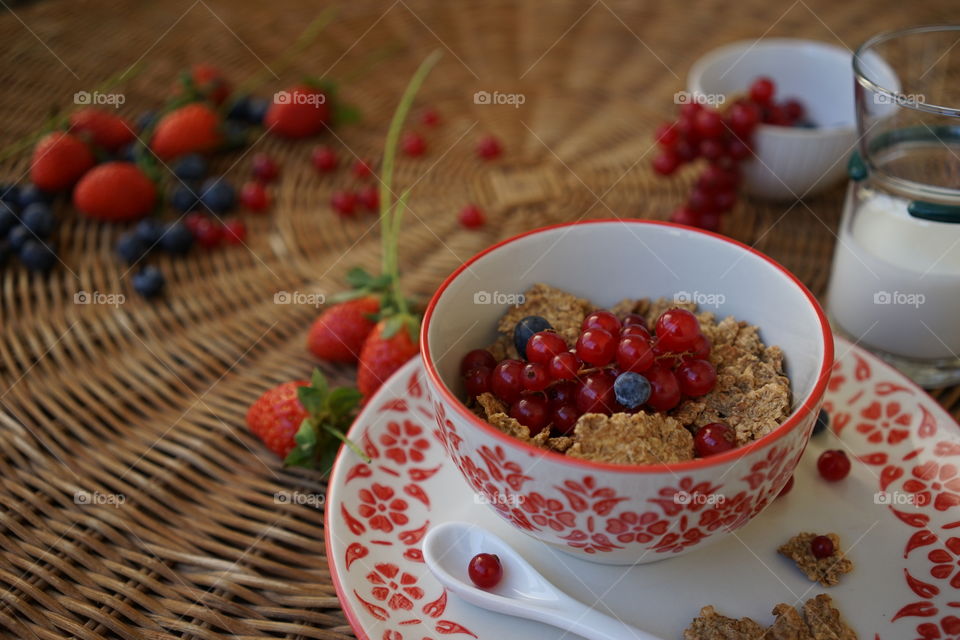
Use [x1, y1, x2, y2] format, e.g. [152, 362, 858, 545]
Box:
[117, 142, 142, 163]
[0, 203, 18, 236]
[172, 153, 208, 180]
[7, 225, 31, 251]
[245, 97, 269, 124]
[115, 231, 150, 264]
[21, 203, 56, 238]
[0, 184, 20, 209]
[200, 177, 236, 213]
[136, 110, 158, 132]
[614, 372, 652, 409]
[134, 218, 165, 245]
[513, 315, 552, 358]
[18, 184, 51, 208]
[226, 95, 251, 121]
[19, 240, 56, 272]
[170, 183, 200, 212]
[813, 408, 830, 436]
[133, 265, 165, 298]
[158, 221, 194, 255]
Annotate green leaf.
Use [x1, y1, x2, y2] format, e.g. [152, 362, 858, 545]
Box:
[315, 438, 341, 476]
[319, 422, 369, 462]
[283, 418, 318, 468]
[345, 267, 374, 288]
[297, 385, 326, 416]
[326, 387, 362, 417]
[381, 315, 404, 339]
[310, 369, 329, 397]
[330, 289, 374, 303]
[333, 103, 362, 126]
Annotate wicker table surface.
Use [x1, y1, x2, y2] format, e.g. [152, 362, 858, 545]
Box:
[0, 0, 957, 638]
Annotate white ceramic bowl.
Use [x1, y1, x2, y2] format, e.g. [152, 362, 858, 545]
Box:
[687, 38, 856, 200]
[421, 220, 833, 564]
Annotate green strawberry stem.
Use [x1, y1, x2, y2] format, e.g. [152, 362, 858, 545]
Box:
[375, 49, 442, 333]
[286, 369, 370, 470]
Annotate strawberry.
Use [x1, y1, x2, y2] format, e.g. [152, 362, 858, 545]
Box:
[68, 108, 135, 152]
[190, 63, 231, 105]
[308, 297, 380, 363]
[357, 318, 420, 398]
[246, 371, 368, 469]
[246, 380, 309, 459]
[30, 132, 95, 191]
[73, 162, 156, 222]
[151, 103, 222, 160]
[264, 85, 330, 139]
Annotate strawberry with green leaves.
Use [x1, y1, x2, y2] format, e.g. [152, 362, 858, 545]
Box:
[246, 370, 368, 470]
[69, 108, 136, 153]
[30, 131, 95, 191]
[73, 162, 156, 222]
[307, 295, 380, 363]
[151, 103, 222, 160]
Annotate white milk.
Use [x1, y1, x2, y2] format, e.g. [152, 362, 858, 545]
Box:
[827, 184, 960, 361]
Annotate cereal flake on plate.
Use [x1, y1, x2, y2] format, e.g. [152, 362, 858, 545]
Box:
[778, 532, 853, 587]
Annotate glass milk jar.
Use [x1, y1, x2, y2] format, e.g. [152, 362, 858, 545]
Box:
[827, 26, 960, 387]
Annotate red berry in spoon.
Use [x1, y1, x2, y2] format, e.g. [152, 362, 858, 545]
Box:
[810, 535, 834, 559]
[817, 450, 851, 482]
[694, 422, 736, 457]
[468, 553, 503, 588]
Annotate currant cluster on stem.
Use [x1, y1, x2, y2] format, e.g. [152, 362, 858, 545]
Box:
[653, 76, 809, 232]
[460, 307, 737, 458]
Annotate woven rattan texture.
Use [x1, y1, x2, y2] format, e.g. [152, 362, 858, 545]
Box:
[0, 0, 957, 638]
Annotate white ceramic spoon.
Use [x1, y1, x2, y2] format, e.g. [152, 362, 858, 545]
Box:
[422, 521, 663, 640]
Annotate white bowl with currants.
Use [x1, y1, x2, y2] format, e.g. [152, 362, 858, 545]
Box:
[665, 38, 857, 205]
[420, 220, 834, 564]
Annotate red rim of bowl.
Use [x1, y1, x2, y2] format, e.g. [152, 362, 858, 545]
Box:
[420, 219, 835, 474]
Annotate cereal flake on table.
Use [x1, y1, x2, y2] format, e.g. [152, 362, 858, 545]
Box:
[685, 594, 857, 640]
[566, 412, 694, 464]
[778, 532, 853, 587]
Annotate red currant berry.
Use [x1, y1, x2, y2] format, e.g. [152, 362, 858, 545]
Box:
[622, 324, 651, 340]
[675, 359, 717, 397]
[223, 219, 247, 245]
[551, 404, 580, 435]
[694, 422, 736, 457]
[810, 535, 835, 559]
[476, 135, 502, 159]
[421, 108, 441, 127]
[782, 99, 805, 124]
[522, 362, 551, 391]
[548, 380, 579, 407]
[655, 308, 702, 352]
[311, 146, 338, 172]
[777, 475, 795, 499]
[728, 101, 761, 136]
[582, 310, 621, 334]
[490, 359, 524, 402]
[460, 349, 497, 375]
[331, 190, 357, 217]
[655, 122, 679, 147]
[697, 211, 721, 232]
[357, 184, 380, 212]
[401, 132, 427, 156]
[193, 217, 223, 248]
[617, 336, 654, 373]
[510, 395, 549, 434]
[688, 188, 715, 214]
[240, 181, 270, 212]
[652, 151, 680, 176]
[251, 153, 279, 182]
[464, 366, 491, 396]
[726, 138, 751, 161]
[698, 138, 726, 161]
[749, 76, 775, 104]
[699, 164, 738, 191]
[671, 206, 700, 227]
[679, 102, 703, 119]
[622, 313, 647, 329]
[458, 204, 485, 229]
[575, 373, 616, 415]
[645, 366, 681, 412]
[576, 328, 617, 366]
[817, 450, 851, 482]
[675, 139, 698, 162]
[548, 351, 581, 380]
[688, 334, 711, 360]
[468, 553, 503, 588]
[352, 159, 373, 180]
[694, 109, 724, 139]
[526, 331, 568, 365]
[713, 189, 737, 213]
[184, 211, 206, 234]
